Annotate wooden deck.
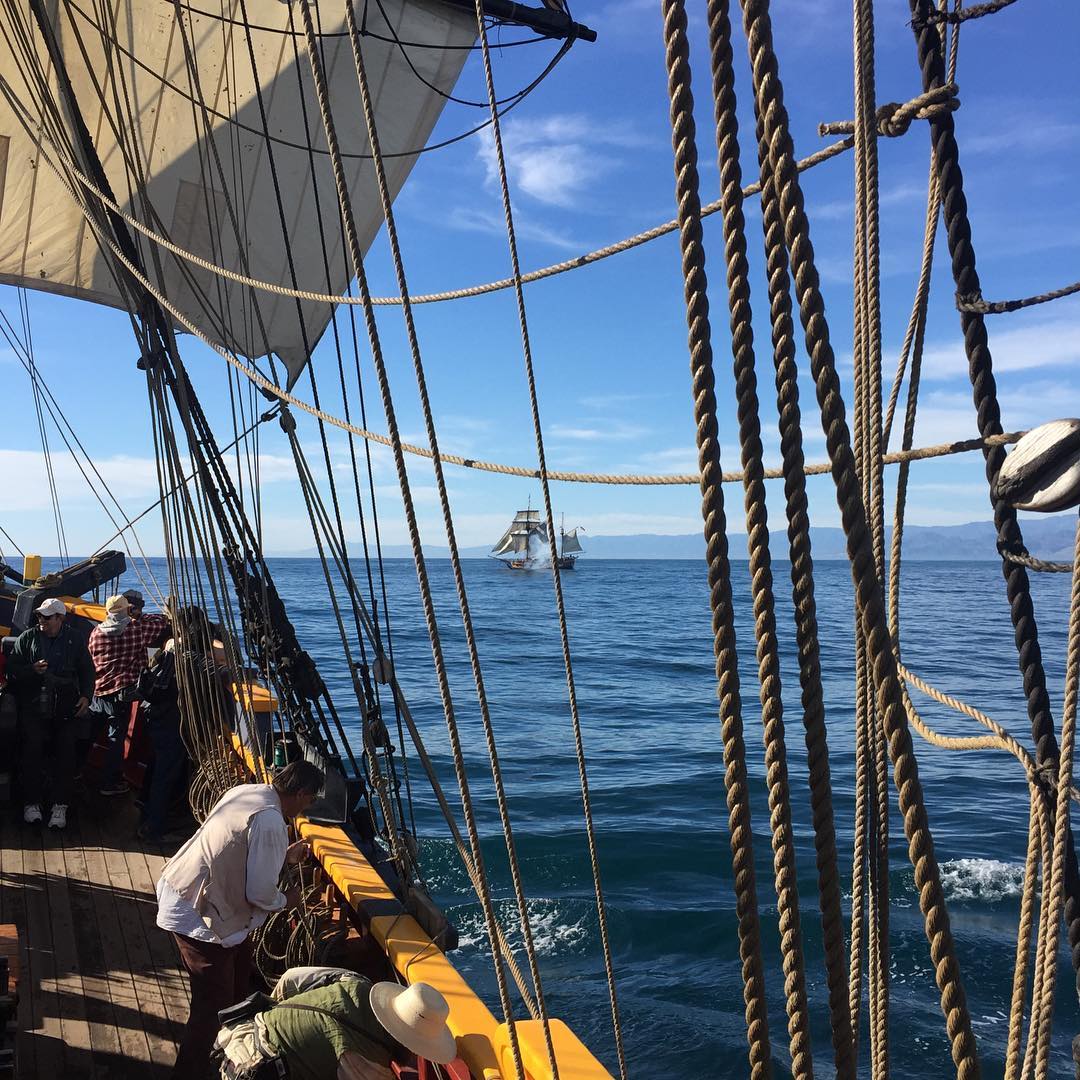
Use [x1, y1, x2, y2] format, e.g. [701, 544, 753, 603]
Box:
[0, 798, 189, 1078]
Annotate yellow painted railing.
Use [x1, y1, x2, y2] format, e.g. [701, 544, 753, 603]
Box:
[231, 736, 612, 1080]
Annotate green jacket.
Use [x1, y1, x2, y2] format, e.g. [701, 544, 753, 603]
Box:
[6, 624, 95, 706]
[260, 976, 395, 1080]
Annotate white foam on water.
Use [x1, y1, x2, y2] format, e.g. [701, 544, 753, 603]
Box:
[939, 858, 1025, 903]
[453, 897, 590, 957]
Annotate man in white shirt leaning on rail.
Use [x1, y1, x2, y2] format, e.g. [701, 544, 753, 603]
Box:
[156, 759, 325, 1080]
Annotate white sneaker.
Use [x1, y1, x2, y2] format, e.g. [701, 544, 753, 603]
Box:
[23, 804, 42, 824]
[48, 805, 67, 830]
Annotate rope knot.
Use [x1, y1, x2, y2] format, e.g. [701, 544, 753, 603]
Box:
[876, 83, 959, 137]
[817, 83, 959, 139]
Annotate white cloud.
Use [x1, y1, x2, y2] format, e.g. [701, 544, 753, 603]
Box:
[965, 117, 1080, 156]
[442, 205, 583, 251]
[812, 181, 928, 223]
[0, 448, 297, 513]
[919, 311, 1080, 382]
[612, 445, 699, 475]
[577, 391, 664, 410]
[548, 420, 650, 441]
[478, 114, 646, 210]
[888, 375, 1080, 452]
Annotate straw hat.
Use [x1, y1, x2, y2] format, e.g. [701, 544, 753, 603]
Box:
[369, 982, 456, 1065]
[105, 594, 130, 615]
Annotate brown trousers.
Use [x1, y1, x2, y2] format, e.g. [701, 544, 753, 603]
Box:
[171, 932, 253, 1080]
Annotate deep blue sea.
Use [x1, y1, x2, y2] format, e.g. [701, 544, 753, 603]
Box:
[104, 555, 1077, 1077]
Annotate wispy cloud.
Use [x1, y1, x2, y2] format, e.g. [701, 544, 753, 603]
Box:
[0, 449, 297, 514]
[965, 115, 1080, 156]
[577, 391, 663, 410]
[812, 181, 928, 223]
[549, 420, 650, 442]
[442, 205, 583, 251]
[919, 310, 1080, 382]
[613, 445, 699, 475]
[478, 114, 647, 211]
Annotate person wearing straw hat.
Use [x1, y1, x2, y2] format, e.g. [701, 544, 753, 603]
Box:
[6, 597, 95, 829]
[214, 966, 456, 1080]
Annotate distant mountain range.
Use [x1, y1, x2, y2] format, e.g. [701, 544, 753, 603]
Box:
[272, 516, 1078, 562]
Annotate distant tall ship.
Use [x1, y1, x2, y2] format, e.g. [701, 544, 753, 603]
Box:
[491, 508, 585, 570]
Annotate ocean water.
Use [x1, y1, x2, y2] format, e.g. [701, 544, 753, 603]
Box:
[119, 555, 1078, 1076]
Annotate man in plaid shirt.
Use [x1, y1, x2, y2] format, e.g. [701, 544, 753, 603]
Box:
[88, 592, 170, 795]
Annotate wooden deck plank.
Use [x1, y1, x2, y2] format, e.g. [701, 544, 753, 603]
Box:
[59, 814, 127, 1066]
[19, 822, 65, 1073]
[0, 817, 32, 1077]
[90, 808, 179, 1069]
[39, 827, 93, 1076]
[73, 809, 157, 1069]
[123, 837, 190, 1029]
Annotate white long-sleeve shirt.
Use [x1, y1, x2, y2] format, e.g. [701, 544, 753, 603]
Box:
[156, 806, 287, 946]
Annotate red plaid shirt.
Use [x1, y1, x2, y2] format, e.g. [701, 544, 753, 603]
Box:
[89, 613, 170, 697]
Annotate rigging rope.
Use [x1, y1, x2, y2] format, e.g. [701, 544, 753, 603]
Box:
[659, 2, 771, 1075]
[736, 0, 982, 1067]
[470, 0, 627, 1070]
[705, 1, 814, 1072]
[338, 0, 562, 1059]
[38, 106, 854, 307]
[286, 2, 533, 1068]
[907, 0, 1080, 994]
[750, 57, 854, 1080]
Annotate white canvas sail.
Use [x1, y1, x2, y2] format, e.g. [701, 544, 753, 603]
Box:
[492, 528, 527, 556]
[561, 528, 583, 555]
[0, 0, 475, 387]
[492, 510, 547, 558]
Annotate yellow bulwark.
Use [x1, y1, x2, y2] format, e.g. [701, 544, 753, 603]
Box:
[1, 570, 609, 1080]
[232, 738, 611, 1080]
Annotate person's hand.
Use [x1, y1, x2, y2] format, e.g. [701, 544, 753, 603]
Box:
[285, 840, 311, 865]
[284, 885, 302, 909]
[33, 659, 48, 674]
[75, 696, 90, 717]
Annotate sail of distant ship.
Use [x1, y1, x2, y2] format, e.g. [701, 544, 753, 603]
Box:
[491, 510, 584, 570]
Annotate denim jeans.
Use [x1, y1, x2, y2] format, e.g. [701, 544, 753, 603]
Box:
[143, 706, 188, 835]
[89, 689, 134, 786]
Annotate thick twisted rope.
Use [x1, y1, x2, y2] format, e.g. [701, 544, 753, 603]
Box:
[32, 102, 853, 308]
[738, 0, 981, 1070]
[337, 3, 561, 1069]
[753, 68, 855, 1080]
[469, 2, 627, 1074]
[819, 83, 959, 138]
[290, 6, 526, 1073]
[1032, 516, 1080, 1078]
[907, 0, 1080, 992]
[660, 1, 772, 1075]
[851, 0, 891, 1067]
[706, 1, 814, 1073]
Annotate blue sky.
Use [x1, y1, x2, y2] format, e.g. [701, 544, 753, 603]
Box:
[2, 0, 1078, 558]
